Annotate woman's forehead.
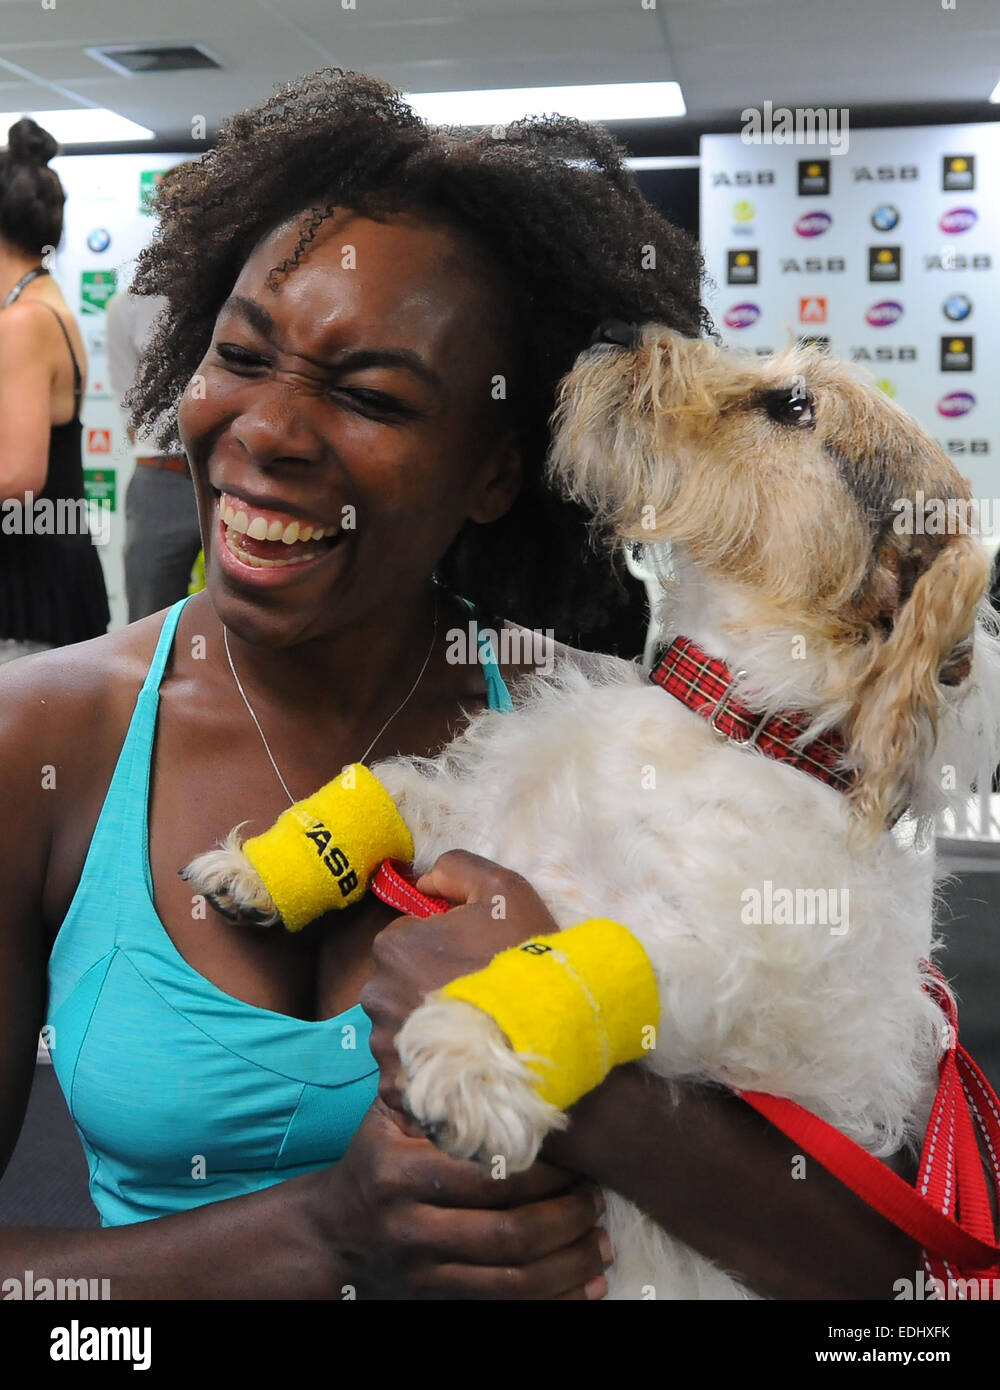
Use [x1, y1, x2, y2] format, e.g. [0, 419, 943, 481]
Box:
[246, 207, 483, 288]
[230, 209, 507, 356]
[226, 205, 509, 375]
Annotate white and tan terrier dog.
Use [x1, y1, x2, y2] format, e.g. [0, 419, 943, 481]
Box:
[187, 326, 1000, 1299]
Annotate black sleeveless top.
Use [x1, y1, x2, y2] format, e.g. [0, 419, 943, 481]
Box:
[0, 303, 110, 646]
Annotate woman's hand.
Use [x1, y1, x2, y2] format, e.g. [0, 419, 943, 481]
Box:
[322, 1096, 611, 1299]
[360, 849, 557, 1112]
[345, 855, 612, 1299]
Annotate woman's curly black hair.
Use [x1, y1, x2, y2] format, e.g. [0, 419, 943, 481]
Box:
[126, 68, 711, 654]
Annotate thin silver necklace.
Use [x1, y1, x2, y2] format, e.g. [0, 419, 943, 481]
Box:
[223, 595, 439, 806]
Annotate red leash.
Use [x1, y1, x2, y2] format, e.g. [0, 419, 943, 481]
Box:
[371, 860, 1000, 1297]
[740, 966, 1000, 1296]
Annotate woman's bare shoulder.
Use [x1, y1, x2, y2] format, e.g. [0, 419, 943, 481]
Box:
[0, 612, 170, 762]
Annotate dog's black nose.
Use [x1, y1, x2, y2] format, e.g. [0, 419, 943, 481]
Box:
[590, 319, 641, 349]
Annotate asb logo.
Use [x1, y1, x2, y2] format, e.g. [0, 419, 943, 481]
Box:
[727, 249, 759, 285]
[868, 246, 902, 281]
[944, 294, 972, 321]
[795, 210, 832, 237]
[939, 207, 978, 235]
[797, 160, 830, 195]
[925, 253, 992, 271]
[943, 439, 989, 455]
[87, 429, 112, 454]
[86, 228, 111, 253]
[780, 257, 845, 273]
[724, 302, 761, 329]
[853, 165, 918, 181]
[851, 347, 916, 362]
[940, 336, 974, 372]
[865, 300, 904, 327]
[799, 296, 827, 324]
[870, 205, 900, 231]
[937, 391, 976, 418]
[942, 155, 975, 192]
[712, 170, 775, 186]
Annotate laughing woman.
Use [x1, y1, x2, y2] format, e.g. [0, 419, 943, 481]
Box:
[0, 70, 918, 1298]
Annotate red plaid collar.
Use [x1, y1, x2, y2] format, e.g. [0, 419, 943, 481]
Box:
[650, 635, 855, 796]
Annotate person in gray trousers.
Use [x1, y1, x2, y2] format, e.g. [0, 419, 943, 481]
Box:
[106, 288, 201, 621]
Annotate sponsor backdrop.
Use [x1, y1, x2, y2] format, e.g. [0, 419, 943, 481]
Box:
[45, 133, 1000, 629]
[700, 125, 1000, 540]
[49, 153, 190, 630]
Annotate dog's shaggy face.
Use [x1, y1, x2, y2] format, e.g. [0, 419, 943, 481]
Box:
[548, 326, 997, 834]
[550, 326, 980, 633]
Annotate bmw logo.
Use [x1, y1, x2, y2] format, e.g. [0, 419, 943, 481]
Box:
[943, 293, 972, 321]
[87, 228, 111, 254]
[871, 205, 900, 232]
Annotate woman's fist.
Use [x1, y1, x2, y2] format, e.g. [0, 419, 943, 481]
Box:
[324, 1098, 611, 1299]
[360, 850, 560, 1111]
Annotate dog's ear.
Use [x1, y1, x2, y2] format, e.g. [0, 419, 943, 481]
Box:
[845, 532, 990, 838]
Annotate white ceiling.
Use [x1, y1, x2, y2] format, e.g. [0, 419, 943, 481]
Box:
[0, 0, 998, 145]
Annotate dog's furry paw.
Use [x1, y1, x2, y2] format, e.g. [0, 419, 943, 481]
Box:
[179, 822, 283, 928]
[397, 998, 567, 1172]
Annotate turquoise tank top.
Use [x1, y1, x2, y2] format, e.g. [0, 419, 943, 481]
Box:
[46, 593, 513, 1226]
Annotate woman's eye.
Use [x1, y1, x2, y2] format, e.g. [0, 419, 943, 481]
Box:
[214, 348, 410, 418]
[330, 387, 408, 417]
[764, 389, 815, 428]
[216, 344, 264, 367]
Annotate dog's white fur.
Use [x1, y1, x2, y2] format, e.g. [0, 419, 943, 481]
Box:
[383, 329, 1000, 1299]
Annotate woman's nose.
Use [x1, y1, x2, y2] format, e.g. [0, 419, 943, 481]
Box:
[226, 387, 325, 468]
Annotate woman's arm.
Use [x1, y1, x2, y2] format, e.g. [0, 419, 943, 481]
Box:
[0, 1172, 345, 1299]
[363, 849, 925, 1300]
[0, 1109, 610, 1300]
[541, 1063, 920, 1300]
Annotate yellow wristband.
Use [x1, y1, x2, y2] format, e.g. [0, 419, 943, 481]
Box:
[439, 919, 660, 1111]
[242, 763, 413, 931]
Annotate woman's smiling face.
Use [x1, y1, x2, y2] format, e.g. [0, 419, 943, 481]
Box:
[178, 206, 521, 641]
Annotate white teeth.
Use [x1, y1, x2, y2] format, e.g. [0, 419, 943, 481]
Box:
[217, 493, 338, 547]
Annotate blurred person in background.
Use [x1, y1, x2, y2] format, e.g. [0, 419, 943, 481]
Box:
[0, 117, 109, 665]
[107, 285, 201, 621]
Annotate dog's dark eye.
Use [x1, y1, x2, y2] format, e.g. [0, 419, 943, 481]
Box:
[762, 388, 815, 428]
